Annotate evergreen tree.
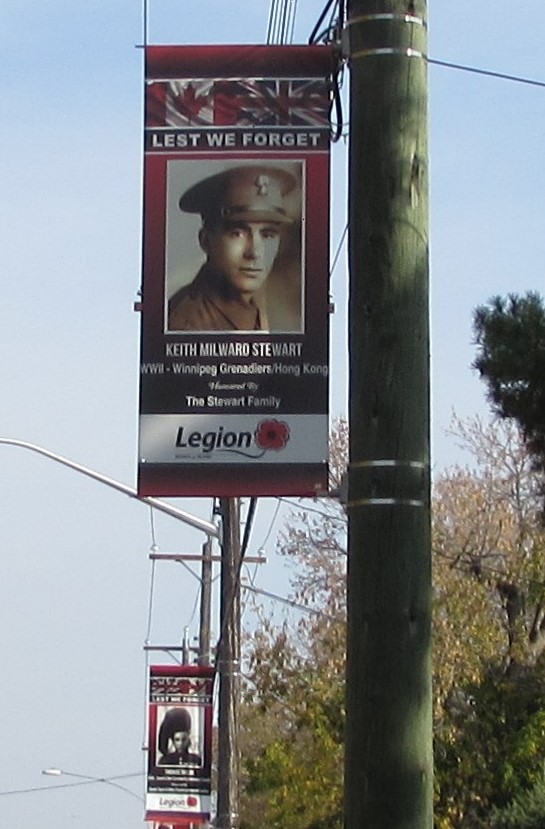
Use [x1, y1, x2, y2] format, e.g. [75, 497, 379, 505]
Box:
[473, 292, 545, 474]
[490, 778, 545, 829]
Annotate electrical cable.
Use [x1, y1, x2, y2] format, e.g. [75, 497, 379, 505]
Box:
[213, 497, 283, 677]
[242, 581, 339, 620]
[428, 57, 545, 90]
[338, 0, 346, 31]
[187, 580, 202, 627]
[307, 0, 346, 140]
[287, 0, 297, 44]
[311, 0, 344, 45]
[0, 773, 144, 798]
[266, 0, 280, 43]
[267, 0, 298, 45]
[276, 495, 347, 522]
[241, 497, 257, 557]
[309, 0, 337, 44]
[241, 495, 347, 627]
[322, 56, 545, 146]
[258, 498, 282, 549]
[330, 69, 344, 142]
[331, 222, 348, 275]
[323, 17, 545, 143]
[145, 556, 157, 643]
[279, 0, 293, 44]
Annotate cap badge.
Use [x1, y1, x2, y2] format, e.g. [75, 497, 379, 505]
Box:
[255, 175, 270, 196]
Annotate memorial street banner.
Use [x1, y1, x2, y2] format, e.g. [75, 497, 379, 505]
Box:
[151, 824, 212, 829]
[152, 824, 200, 829]
[146, 665, 215, 827]
[138, 45, 334, 497]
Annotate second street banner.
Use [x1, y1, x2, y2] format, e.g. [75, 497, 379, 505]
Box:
[146, 665, 215, 827]
[138, 45, 334, 497]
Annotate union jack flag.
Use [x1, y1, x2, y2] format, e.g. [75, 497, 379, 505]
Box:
[146, 78, 330, 129]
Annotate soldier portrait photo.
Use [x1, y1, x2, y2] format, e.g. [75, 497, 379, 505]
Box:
[156, 706, 202, 767]
[165, 160, 304, 333]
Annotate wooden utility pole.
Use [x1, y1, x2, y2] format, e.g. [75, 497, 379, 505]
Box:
[345, 2, 432, 828]
[216, 497, 242, 829]
[198, 538, 213, 666]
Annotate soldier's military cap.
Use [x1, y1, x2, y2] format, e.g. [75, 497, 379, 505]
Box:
[179, 165, 296, 225]
[158, 708, 192, 755]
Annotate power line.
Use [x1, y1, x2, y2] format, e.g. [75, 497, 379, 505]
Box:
[309, 0, 340, 44]
[276, 495, 346, 522]
[331, 223, 348, 275]
[325, 57, 545, 142]
[241, 497, 257, 557]
[0, 773, 143, 798]
[258, 498, 282, 549]
[428, 57, 545, 89]
[267, 0, 297, 44]
[242, 580, 339, 621]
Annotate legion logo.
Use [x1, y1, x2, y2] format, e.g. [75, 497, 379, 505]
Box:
[175, 418, 291, 459]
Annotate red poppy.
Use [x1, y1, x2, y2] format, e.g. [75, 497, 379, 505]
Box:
[254, 419, 290, 451]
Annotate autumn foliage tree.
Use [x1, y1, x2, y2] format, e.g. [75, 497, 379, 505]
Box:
[433, 417, 545, 828]
[240, 419, 347, 829]
[240, 416, 545, 829]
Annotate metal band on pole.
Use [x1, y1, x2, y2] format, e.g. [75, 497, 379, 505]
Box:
[343, 10, 428, 61]
[348, 459, 428, 507]
[350, 459, 427, 469]
[347, 13, 426, 26]
[347, 497, 426, 508]
[351, 47, 424, 59]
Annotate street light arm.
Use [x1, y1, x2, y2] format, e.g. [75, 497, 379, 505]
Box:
[0, 437, 218, 538]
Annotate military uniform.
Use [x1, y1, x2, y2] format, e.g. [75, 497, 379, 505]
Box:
[167, 165, 295, 332]
[158, 749, 202, 766]
[168, 264, 269, 332]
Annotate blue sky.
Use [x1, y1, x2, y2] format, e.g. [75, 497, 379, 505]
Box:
[1, 1, 545, 826]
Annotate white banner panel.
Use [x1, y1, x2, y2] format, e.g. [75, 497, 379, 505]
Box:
[139, 413, 328, 464]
